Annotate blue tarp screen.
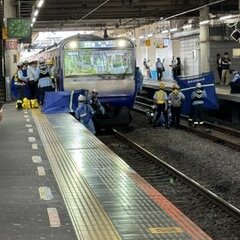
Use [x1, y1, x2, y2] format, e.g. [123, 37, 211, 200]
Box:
[176, 72, 219, 115]
[42, 89, 88, 114]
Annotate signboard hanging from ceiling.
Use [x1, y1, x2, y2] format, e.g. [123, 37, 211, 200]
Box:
[7, 18, 31, 42]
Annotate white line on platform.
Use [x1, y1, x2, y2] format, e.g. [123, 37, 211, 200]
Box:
[24, 115, 29, 118]
[24, 111, 28, 114]
[32, 143, 38, 150]
[26, 119, 30, 122]
[39, 187, 53, 200]
[26, 124, 32, 128]
[47, 208, 61, 227]
[28, 128, 33, 133]
[37, 166, 46, 176]
[28, 137, 36, 142]
[32, 156, 42, 163]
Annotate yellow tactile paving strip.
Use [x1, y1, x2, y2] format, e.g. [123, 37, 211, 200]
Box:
[32, 109, 121, 240]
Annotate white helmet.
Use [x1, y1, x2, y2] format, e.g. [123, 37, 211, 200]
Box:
[92, 89, 98, 93]
[196, 82, 202, 88]
[17, 61, 23, 67]
[39, 57, 45, 64]
[78, 94, 86, 102]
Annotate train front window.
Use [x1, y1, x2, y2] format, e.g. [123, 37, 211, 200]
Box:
[63, 49, 134, 78]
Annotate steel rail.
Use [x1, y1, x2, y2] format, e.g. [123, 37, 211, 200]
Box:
[112, 128, 240, 221]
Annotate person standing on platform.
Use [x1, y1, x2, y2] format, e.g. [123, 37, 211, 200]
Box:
[153, 82, 169, 128]
[221, 52, 231, 85]
[143, 58, 151, 78]
[15, 61, 28, 101]
[75, 94, 96, 134]
[191, 83, 207, 127]
[27, 60, 39, 99]
[37, 57, 54, 105]
[229, 71, 240, 94]
[46, 59, 57, 90]
[156, 58, 164, 81]
[169, 84, 185, 127]
[216, 53, 222, 84]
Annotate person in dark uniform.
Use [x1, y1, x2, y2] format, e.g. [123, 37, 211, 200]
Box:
[216, 53, 222, 84]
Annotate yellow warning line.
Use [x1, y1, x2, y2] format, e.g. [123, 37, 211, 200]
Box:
[32, 109, 121, 240]
[149, 227, 184, 234]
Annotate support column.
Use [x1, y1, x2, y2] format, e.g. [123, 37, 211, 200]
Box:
[199, 7, 210, 73]
[4, 0, 18, 100]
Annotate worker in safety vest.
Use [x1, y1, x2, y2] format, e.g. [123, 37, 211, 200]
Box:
[153, 82, 169, 128]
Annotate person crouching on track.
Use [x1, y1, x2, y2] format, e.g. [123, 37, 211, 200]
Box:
[229, 71, 240, 94]
[90, 89, 105, 115]
[169, 84, 185, 127]
[38, 57, 54, 105]
[153, 82, 169, 128]
[75, 94, 96, 134]
[191, 83, 207, 127]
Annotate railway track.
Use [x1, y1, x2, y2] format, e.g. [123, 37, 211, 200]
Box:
[134, 96, 240, 150]
[99, 130, 240, 239]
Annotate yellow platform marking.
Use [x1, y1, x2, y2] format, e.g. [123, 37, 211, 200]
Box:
[149, 227, 184, 234]
[47, 208, 61, 227]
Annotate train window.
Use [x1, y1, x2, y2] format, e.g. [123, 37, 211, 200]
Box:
[63, 49, 134, 77]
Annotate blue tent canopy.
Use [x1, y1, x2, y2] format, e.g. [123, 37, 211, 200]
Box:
[176, 72, 219, 115]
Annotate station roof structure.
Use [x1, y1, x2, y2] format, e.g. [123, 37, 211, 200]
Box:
[16, 0, 239, 32]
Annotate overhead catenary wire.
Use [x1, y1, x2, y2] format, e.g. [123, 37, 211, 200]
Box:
[73, 0, 112, 25]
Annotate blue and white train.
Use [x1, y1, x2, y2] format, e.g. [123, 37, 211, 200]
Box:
[32, 34, 138, 126]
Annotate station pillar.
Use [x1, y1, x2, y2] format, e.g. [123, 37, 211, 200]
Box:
[199, 7, 210, 73]
[4, 0, 18, 100]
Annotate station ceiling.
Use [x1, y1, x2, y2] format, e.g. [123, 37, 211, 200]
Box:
[17, 0, 239, 32]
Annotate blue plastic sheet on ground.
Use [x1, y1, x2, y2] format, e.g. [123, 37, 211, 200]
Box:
[150, 70, 157, 80]
[176, 72, 219, 115]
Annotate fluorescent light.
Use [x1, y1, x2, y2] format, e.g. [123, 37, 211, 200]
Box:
[147, 33, 153, 37]
[139, 35, 145, 39]
[37, 0, 44, 8]
[200, 20, 209, 25]
[161, 30, 168, 34]
[170, 28, 177, 32]
[131, 37, 136, 41]
[34, 9, 39, 17]
[31, 23, 33, 27]
[32, 17, 36, 23]
[219, 15, 233, 21]
[182, 24, 192, 29]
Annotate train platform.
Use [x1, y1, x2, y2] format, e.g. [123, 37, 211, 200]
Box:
[0, 103, 212, 240]
[142, 79, 240, 103]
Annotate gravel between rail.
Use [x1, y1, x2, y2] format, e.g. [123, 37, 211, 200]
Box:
[117, 111, 240, 210]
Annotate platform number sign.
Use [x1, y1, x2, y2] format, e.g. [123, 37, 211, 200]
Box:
[7, 18, 31, 40]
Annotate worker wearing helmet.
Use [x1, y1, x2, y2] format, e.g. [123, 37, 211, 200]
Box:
[38, 57, 54, 104]
[153, 82, 169, 128]
[168, 84, 185, 127]
[27, 60, 39, 99]
[75, 94, 96, 134]
[191, 82, 207, 126]
[90, 89, 105, 115]
[46, 59, 57, 90]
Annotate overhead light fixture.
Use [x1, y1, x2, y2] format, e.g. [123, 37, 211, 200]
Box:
[139, 35, 145, 39]
[170, 28, 177, 32]
[37, 0, 45, 8]
[161, 30, 168, 34]
[219, 15, 233, 21]
[34, 9, 39, 17]
[199, 20, 209, 25]
[147, 33, 153, 37]
[32, 17, 36, 23]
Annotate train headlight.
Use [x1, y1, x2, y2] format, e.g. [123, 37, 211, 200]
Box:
[69, 41, 78, 49]
[117, 39, 126, 48]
